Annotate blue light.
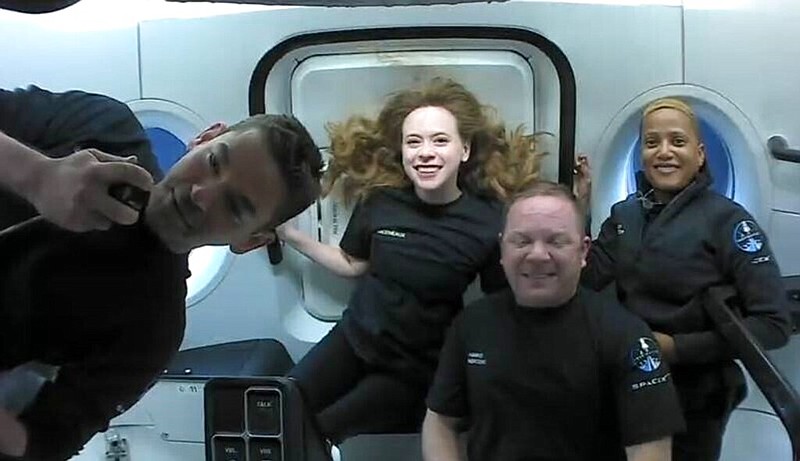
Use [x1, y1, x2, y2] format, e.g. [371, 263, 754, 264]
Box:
[626, 118, 735, 198]
[145, 127, 187, 173]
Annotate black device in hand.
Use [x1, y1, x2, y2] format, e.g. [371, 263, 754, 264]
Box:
[108, 183, 150, 212]
[267, 239, 283, 265]
[0, 183, 150, 240]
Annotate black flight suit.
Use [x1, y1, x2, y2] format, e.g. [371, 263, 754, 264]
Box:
[583, 170, 791, 461]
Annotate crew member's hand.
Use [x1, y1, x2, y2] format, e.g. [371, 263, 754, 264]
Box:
[573, 154, 592, 211]
[275, 223, 289, 241]
[653, 332, 678, 364]
[29, 149, 154, 232]
[275, 220, 301, 245]
[0, 407, 27, 458]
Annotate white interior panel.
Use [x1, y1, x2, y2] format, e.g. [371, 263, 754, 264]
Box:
[684, 0, 800, 216]
[140, 1, 682, 155]
[760, 335, 800, 394]
[770, 211, 800, 276]
[721, 409, 792, 461]
[70, 426, 205, 461]
[0, 17, 139, 101]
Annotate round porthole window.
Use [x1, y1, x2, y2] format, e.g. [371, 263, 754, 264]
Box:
[143, 126, 187, 174]
[128, 99, 233, 307]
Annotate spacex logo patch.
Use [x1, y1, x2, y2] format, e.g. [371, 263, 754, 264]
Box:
[630, 337, 661, 373]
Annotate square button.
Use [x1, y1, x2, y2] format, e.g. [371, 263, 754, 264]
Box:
[212, 387, 245, 433]
[213, 436, 245, 461]
[246, 390, 281, 435]
[249, 439, 282, 461]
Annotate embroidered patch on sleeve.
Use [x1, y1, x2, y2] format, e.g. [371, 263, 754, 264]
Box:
[628, 337, 671, 391]
[630, 337, 661, 373]
[733, 220, 764, 253]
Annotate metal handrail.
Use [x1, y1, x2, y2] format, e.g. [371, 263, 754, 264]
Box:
[705, 286, 800, 461]
[768, 135, 800, 164]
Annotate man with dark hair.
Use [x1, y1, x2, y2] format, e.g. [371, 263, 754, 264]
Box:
[213, 114, 322, 232]
[422, 181, 685, 461]
[0, 85, 322, 460]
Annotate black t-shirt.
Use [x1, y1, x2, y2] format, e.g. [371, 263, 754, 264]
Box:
[427, 288, 685, 461]
[339, 187, 506, 380]
[0, 85, 188, 460]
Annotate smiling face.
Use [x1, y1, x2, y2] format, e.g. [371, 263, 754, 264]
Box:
[641, 105, 706, 202]
[500, 194, 590, 308]
[401, 106, 470, 204]
[145, 126, 287, 254]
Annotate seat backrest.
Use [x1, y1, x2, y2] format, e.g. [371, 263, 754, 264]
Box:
[162, 339, 295, 380]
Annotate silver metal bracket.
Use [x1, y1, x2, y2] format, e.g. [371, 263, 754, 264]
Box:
[104, 429, 130, 461]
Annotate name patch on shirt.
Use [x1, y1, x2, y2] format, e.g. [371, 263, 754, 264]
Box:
[376, 229, 406, 239]
[733, 220, 764, 253]
[630, 337, 661, 373]
[467, 351, 486, 366]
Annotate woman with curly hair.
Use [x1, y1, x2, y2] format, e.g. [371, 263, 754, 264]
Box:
[278, 78, 558, 445]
